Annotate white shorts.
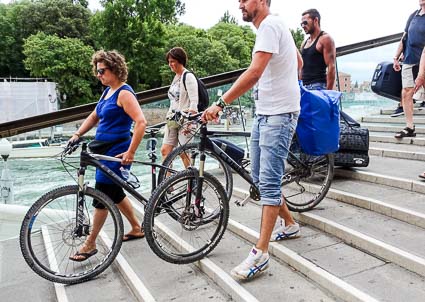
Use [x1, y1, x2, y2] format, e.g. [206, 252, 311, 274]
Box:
[162, 125, 193, 147]
[401, 64, 416, 88]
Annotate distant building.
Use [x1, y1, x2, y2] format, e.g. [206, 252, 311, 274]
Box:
[334, 72, 352, 92]
[0, 79, 59, 123]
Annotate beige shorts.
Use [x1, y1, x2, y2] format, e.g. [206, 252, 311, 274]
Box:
[401, 64, 417, 88]
[162, 125, 193, 147]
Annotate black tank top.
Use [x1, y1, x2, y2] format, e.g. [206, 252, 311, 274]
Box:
[301, 31, 327, 85]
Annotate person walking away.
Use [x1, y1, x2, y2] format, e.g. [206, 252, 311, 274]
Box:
[300, 8, 336, 90]
[203, 0, 301, 281]
[161, 47, 199, 168]
[414, 46, 425, 179]
[392, 1, 425, 137]
[69, 50, 147, 261]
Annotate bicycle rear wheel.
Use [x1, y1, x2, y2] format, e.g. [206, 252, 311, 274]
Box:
[158, 142, 233, 200]
[144, 169, 229, 264]
[20, 185, 123, 284]
[282, 142, 334, 212]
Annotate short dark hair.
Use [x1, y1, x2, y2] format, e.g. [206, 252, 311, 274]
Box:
[302, 8, 321, 26]
[166, 47, 188, 67]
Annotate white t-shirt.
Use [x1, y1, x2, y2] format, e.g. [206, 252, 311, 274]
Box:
[253, 15, 300, 115]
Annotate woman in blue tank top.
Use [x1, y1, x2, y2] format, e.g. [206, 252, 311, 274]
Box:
[68, 50, 147, 261]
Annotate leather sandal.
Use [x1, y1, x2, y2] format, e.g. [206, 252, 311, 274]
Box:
[395, 126, 416, 138]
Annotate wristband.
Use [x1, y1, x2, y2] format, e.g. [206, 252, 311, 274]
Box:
[214, 96, 227, 109]
[74, 131, 81, 137]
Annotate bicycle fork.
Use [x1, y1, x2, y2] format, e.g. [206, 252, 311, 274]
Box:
[74, 166, 90, 237]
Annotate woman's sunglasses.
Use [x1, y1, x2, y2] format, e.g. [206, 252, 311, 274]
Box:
[96, 67, 110, 75]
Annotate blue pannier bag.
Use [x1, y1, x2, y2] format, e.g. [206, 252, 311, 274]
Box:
[296, 81, 341, 155]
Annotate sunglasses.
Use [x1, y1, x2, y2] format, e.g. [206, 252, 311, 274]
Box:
[96, 67, 109, 75]
[300, 20, 308, 27]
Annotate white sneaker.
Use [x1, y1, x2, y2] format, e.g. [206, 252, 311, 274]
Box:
[230, 246, 270, 280]
[270, 223, 300, 241]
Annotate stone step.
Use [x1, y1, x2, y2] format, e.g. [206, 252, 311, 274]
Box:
[0, 239, 57, 302]
[369, 142, 425, 161]
[229, 190, 425, 301]
[380, 108, 425, 115]
[295, 197, 425, 277]
[365, 124, 425, 134]
[362, 116, 425, 124]
[334, 155, 425, 193]
[329, 178, 425, 228]
[369, 134, 425, 146]
[129, 200, 338, 302]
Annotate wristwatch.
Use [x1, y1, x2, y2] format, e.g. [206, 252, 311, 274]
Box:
[214, 96, 227, 109]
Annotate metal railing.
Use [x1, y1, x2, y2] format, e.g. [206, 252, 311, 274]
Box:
[0, 33, 402, 138]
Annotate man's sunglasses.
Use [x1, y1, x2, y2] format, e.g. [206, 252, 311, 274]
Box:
[96, 68, 110, 75]
[300, 21, 308, 27]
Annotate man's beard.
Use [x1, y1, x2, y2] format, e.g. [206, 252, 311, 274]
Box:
[242, 8, 258, 22]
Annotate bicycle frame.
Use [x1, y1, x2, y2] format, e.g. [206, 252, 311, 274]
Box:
[193, 120, 310, 202]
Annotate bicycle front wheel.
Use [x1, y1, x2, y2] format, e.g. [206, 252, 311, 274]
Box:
[158, 143, 233, 200]
[282, 150, 334, 212]
[144, 169, 229, 264]
[20, 185, 124, 284]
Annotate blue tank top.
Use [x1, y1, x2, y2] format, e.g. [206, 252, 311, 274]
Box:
[95, 84, 136, 183]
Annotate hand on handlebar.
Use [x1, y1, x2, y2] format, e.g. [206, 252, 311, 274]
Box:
[115, 150, 135, 165]
[201, 105, 222, 122]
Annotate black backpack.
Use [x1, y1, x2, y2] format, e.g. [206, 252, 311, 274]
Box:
[182, 71, 209, 112]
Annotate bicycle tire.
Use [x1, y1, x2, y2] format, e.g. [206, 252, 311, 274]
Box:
[158, 142, 233, 200]
[20, 185, 124, 284]
[144, 169, 229, 264]
[282, 142, 334, 212]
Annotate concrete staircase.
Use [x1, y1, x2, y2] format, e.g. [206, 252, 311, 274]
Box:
[2, 109, 425, 302]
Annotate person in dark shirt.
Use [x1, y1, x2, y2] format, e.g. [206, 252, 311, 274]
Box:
[300, 8, 336, 90]
[392, 1, 425, 137]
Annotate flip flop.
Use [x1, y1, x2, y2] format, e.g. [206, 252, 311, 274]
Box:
[123, 232, 145, 242]
[69, 249, 98, 262]
[419, 172, 425, 180]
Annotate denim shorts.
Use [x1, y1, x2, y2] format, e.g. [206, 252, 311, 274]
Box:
[250, 112, 299, 206]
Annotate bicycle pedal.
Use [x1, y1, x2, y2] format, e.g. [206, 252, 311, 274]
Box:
[234, 195, 250, 207]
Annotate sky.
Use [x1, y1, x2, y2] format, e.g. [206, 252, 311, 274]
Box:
[177, 0, 417, 83]
[1, 0, 420, 82]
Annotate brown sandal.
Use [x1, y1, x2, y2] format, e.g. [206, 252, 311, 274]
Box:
[419, 172, 425, 180]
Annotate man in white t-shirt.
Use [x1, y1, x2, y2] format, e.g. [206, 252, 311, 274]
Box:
[203, 0, 301, 280]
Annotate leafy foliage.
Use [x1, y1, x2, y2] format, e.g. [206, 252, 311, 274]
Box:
[23, 32, 95, 107]
[291, 28, 305, 49]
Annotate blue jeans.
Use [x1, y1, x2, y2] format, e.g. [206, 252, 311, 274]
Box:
[250, 113, 299, 206]
[304, 82, 326, 90]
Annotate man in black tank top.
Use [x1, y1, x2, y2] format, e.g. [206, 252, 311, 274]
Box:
[300, 9, 336, 90]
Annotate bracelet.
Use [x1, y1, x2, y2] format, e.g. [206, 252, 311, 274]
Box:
[214, 96, 227, 109]
[74, 131, 82, 137]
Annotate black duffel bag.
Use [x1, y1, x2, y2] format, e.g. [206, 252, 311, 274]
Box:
[339, 123, 369, 152]
[335, 111, 369, 167]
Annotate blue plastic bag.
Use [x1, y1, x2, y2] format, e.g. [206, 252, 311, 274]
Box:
[296, 81, 341, 155]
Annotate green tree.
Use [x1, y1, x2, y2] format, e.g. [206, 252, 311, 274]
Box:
[219, 10, 238, 25]
[23, 32, 96, 107]
[291, 28, 305, 49]
[160, 25, 238, 84]
[208, 22, 255, 68]
[0, 0, 92, 77]
[90, 0, 185, 90]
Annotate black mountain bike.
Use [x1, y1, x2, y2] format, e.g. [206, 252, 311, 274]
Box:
[143, 112, 334, 264]
[19, 123, 172, 285]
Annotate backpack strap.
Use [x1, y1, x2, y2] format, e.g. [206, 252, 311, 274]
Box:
[182, 70, 192, 92]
